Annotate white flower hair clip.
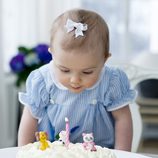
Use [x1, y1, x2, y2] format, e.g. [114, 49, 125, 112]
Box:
[65, 18, 88, 38]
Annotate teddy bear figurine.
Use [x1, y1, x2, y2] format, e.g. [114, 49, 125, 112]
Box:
[35, 131, 50, 151]
[82, 133, 97, 151]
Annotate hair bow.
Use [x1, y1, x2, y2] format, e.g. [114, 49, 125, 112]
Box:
[65, 19, 88, 38]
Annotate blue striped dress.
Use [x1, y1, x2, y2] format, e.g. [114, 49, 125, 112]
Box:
[19, 62, 136, 148]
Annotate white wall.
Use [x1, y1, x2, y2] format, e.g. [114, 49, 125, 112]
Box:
[0, 0, 12, 147]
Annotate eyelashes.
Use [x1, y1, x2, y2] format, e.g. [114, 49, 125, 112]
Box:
[59, 69, 93, 75]
[82, 71, 93, 75]
[60, 69, 70, 73]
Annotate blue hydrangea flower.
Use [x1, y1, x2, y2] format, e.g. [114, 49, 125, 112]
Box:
[34, 44, 52, 63]
[10, 43, 53, 87]
[9, 54, 25, 73]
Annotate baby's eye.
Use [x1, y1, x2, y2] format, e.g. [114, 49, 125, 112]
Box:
[83, 71, 93, 75]
[60, 69, 70, 73]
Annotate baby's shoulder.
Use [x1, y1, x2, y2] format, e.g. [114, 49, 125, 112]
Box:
[103, 65, 127, 81]
[38, 64, 52, 79]
[99, 65, 128, 92]
[104, 65, 125, 74]
[27, 64, 50, 81]
[26, 63, 53, 91]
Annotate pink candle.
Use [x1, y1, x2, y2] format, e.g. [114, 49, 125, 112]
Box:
[65, 117, 70, 148]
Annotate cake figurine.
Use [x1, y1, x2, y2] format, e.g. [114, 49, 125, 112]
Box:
[35, 131, 50, 151]
[59, 130, 67, 145]
[82, 133, 97, 151]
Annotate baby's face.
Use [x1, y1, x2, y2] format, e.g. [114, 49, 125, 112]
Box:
[52, 47, 105, 93]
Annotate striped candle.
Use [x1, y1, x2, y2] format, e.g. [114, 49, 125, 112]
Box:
[65, 117, 70, 148]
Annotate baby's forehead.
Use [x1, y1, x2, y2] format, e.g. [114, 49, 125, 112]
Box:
[54, 30, 103, 53]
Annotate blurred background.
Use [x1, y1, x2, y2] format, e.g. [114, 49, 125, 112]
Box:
[0, 0, 158, 153]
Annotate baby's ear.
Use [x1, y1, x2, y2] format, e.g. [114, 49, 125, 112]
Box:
[105, 52, 111, 59]
[104, 52, 111, 62]
[48, 47, 52, 53]
[48, 47, 54, 57]
[108, 52, 111, 58]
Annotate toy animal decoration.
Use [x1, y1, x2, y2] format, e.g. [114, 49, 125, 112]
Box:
[59, 130, 67, 145]
[82, 133, 97, 151]
[35, 131, 50, 151]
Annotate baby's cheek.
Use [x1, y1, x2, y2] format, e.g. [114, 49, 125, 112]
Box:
[59, 76, 69, 85]
[85, 77, 98, 88]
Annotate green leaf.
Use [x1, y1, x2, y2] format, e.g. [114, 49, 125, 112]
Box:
[55, 133, 60, 140]
[18, 46, 30, 54]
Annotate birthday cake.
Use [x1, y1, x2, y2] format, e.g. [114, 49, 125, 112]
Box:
[16, 118, 116, 158]
[16, 140, 116, 158]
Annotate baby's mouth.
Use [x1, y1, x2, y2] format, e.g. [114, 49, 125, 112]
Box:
[71, 86, 81, 89]
[69, 84, 83, 90]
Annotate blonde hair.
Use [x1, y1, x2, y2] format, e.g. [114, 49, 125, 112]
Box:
[50, 9, 110, 57]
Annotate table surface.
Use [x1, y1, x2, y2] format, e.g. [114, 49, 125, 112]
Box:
[0, 147, 157, 158]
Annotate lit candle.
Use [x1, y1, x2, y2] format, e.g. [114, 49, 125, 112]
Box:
[65, 117, 70, 148]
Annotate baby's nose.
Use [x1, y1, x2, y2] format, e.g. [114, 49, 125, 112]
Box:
[70, 74, 81, 84]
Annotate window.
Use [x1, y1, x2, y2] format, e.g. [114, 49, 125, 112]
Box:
[81, 0, 158, 62]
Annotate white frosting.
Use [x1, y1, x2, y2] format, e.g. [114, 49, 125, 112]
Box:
[16, 141, 116, 158]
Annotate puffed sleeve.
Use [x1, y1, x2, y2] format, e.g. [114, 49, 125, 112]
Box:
[18, 69, 49, 120]
[105, 68, 137, 111]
